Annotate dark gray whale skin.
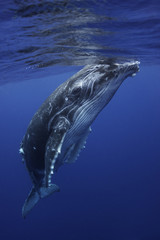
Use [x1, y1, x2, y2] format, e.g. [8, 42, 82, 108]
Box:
[20, 61, 139, 217]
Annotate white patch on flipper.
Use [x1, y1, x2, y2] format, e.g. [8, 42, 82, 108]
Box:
[57, 134, 66, 154]
[19, 148, 24, 154]
[47, 133, 67, 186]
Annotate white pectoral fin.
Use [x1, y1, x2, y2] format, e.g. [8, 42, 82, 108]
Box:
[45, 117, 70, 187]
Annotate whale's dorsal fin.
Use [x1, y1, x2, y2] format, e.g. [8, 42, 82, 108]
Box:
[45, 117, 70, 187]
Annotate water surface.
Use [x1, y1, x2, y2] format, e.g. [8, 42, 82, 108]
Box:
[1, 0, 160, 84]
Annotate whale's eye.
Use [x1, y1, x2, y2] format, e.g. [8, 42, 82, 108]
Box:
[72, 86, 81, 95]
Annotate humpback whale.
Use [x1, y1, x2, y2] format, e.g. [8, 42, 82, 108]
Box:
[20, 61, 140, 217]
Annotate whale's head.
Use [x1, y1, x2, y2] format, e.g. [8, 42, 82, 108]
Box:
[67, 61, 139, 104]
[68, 61, 139, 98]
[64, 61, 140, 126]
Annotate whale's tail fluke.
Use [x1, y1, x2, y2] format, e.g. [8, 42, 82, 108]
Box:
[22, 184, 60, 218]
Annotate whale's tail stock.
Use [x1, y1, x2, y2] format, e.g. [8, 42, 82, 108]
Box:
[22, 184, 60, 218]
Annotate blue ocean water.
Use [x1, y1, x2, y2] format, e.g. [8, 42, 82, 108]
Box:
[0, 1, 160, 240]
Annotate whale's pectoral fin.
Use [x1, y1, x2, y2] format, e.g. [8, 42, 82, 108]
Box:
[45, 117, 70, 187]
[22, 184, 60, 218]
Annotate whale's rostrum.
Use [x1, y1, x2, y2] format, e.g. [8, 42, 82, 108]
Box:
[20, 61, 140, 217]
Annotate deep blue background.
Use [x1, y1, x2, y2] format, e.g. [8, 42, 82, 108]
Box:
[0, 65, 160, 240]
